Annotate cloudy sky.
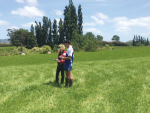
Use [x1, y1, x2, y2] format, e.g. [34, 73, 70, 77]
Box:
[0, 0, 150, 42]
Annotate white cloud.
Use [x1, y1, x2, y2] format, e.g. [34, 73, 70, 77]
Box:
[96, 13, 109, 20]
[0, 13, 2, 16]
[15, 0, 38, 6]
[15, 0, 24, 3]
[11, 6, 45, 18]
[112, 16, 150, 34]
[83, 22, 96, 26]
[22, 22, 36, 27]
[26, 0, 38, 6]
[0, 20, 9, 26]
[53, 10, 63, 16]
[8, 26, 19, 29]
[91, 16, 105, 25]
[84, 28, 101, 34]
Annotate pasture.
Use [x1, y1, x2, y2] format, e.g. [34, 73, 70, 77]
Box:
[0, 46, 150, 113]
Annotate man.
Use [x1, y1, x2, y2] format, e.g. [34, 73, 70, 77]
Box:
[55, 44, 66, 84]
[61, 40, 74, 87]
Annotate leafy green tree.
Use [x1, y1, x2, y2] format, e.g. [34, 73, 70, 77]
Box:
[112, 35, 120, 41]
[71, 33, 84, 51]
[83, 32, 98, 52]
[78, 5, 83, 35]
[52, 19, 58, 45]
[96, 35, 103, 41]
[7, 28, 31, 47]
[58, 18, 64, 44]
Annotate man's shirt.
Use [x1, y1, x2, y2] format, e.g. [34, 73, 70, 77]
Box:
[64, 46, 74, 67]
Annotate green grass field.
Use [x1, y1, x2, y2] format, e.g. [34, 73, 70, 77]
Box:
[0, 46, 150, 113]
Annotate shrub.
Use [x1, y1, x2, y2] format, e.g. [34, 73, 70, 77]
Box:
[11, 49, 20, 55]
[15, 47, 28, 54]
[41, 45, 52, 54]
[31, 47, 43, 54]
[105, 44, 109, 49]
[53, 45, 58, 53]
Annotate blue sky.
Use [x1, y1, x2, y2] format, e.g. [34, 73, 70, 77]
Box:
[0, 0, 150, 42]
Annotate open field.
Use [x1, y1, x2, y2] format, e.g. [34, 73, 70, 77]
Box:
[0, 46, 150, 113]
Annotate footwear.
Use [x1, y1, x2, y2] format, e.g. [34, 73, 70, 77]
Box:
[69, 79, 73, 87]
[64, 78, 69, 87]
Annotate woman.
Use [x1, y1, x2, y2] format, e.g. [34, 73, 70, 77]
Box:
[55, 44, 66, 84]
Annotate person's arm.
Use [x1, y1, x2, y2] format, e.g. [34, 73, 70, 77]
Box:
[59, 51, 66, 62]
[62, 48, 72, 60]
[62, 56, 71, 60]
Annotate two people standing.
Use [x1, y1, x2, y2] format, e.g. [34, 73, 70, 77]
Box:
[55, 40, 74, 87]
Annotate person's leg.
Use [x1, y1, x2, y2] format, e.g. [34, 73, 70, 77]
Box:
[56, 65, 61, 83]
[60, 65, 64, 84]
[64, 71, 70, 87]
[68, 71, 73, 87]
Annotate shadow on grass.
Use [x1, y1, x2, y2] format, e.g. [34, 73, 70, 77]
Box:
[43, 81, 64, 88]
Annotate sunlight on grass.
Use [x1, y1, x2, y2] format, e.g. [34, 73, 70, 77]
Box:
[1, 48, 150, 112]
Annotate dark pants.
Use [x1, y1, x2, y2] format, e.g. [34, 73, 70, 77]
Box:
[56, 65, 64, 83]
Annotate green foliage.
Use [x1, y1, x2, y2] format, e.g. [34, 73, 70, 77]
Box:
[41, 45, 52, 54]
[58, 18, 64, 44]
[35, 21, 43, 47]
[83, 32, 99, 52]
[133, 35, 149, 46]
[42, 16, 49, 45]
[136, 42, 144, 46]
[31, 47, 43, 54]
[53, 44, 58, 53]
[96, 35, 103, 41]
[15, 46, 29, 53]
[105, 44, 109, 49]
[112, 35, 120, 41]
[71, 33, 84, 52]
[78, 5, 83, 35]
[53, 19, 58, 45]
[7, 28, 34, 47]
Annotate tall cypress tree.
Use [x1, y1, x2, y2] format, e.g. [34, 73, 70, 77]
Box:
[64, 6, 71, 40]
[58, 18, 64, 44]
[35, 21, 42, 47]
[27, 24, 36, 49]
[69, 0, 78, 40]
[48, 19, 52, 48]
[78, 5, 83, 35]
[133, 35, 135, 46]
[147, 38, 149, 46]
[52, 19, 58, 45]
[42, 16, 49, 45]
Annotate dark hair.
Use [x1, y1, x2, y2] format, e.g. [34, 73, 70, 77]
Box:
[64, 40, 71, 45]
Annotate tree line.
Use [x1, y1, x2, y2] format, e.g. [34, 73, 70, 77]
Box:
[7, 0, 138, 52]
[133, 35, 149, 46]
[7, 0, 84, 49]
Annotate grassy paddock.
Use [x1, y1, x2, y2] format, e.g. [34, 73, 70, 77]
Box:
[0, 46, 150, 112]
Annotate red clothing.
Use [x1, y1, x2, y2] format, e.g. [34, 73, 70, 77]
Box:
[58, 50, 66, 65]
